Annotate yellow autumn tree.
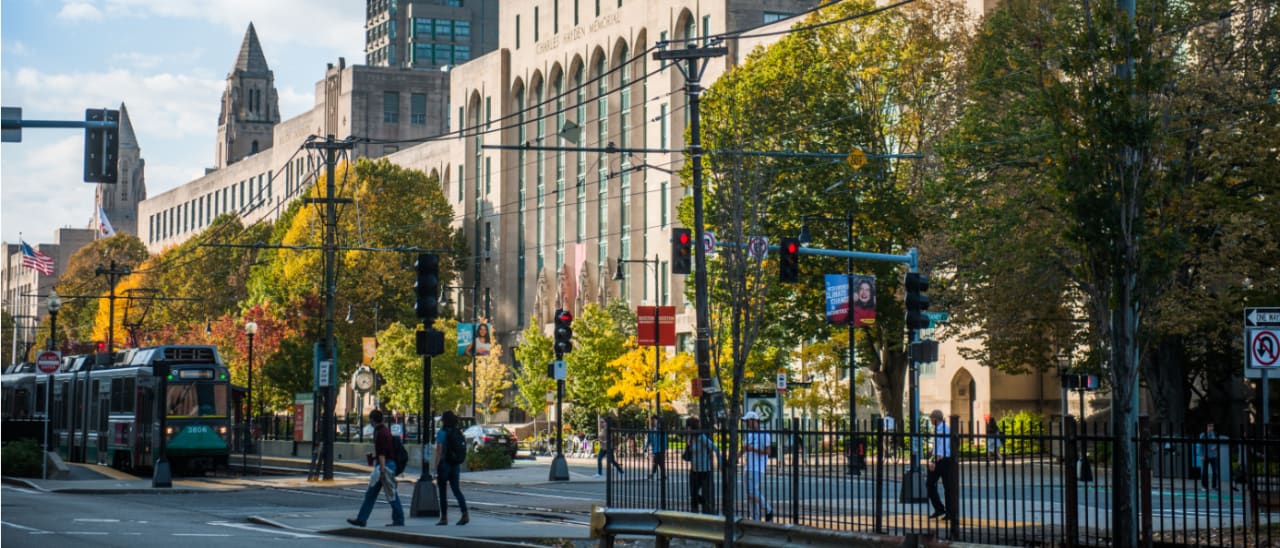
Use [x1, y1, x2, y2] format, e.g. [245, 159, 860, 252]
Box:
[606, 340, 696, 413]
[474, 343, 511, 421]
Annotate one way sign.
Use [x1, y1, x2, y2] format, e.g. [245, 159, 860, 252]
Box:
[1247, 308, 1280, 327]
[1244, 308, 1280, 379]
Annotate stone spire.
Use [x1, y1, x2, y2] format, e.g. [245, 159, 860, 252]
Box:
[233, 22, 270, 75]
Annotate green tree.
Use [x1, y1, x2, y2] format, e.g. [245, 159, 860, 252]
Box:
[511, 318, 555, 418]
[564, 302, 630, 415]
[373, 320, 469, 416]
[54, 234, 150, 351]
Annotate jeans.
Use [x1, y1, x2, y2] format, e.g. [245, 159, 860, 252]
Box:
[436, 461, 468, 516]
[356, 462, 404, 525]
[689, 470, 715, 513]
[597, 447, 622, 474]
[1202, 456, 1220, 489]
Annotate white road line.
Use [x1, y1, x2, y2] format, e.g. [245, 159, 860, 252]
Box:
[207, 521, 322, 538]
[73, 518, 120, 523]
[1, 521, 49, 533]
[174, 533, 232, 537]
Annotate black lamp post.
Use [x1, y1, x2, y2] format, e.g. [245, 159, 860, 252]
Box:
[46, 291, 61, 461]
[614, 255, 663, 417]
[244, 320, 257, 471]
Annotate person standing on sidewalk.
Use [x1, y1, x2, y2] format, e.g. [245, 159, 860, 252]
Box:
[686, 417, 720, 514]
[646, 415, 668, 480]
[1198, 422, 1221, 491]
[433, 411, 470, 525]
[927, 409, 954, 520]
[740, 411, 774, 522]
[595, 414, 623, 478]
[348, 409, 404, 527]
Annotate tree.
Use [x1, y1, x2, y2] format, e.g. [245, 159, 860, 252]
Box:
[474, 342, 511, 421]
[373, 321, 469, 416]
[511, 318, 555, 418]
[56, 234, 149, 350]
[563, 302, 630, 415]
[607, 342, 696, 412]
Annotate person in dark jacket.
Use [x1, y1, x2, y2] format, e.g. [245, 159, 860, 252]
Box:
[348, 409, 404, 527]
[432, 410, 470, 525]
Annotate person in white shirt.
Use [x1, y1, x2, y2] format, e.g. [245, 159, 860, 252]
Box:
[740, 411, 774, 522]
[926, 409, 954, 520]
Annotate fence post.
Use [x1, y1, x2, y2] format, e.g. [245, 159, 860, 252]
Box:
[948, 414, 960, 538]
[1139, 415, 1153, 548]
[874, 414, 884, 534]
[791, 417, 800, 524]
[1064, 415, 1079, 548]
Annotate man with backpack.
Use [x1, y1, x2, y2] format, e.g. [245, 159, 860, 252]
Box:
[347, 409, 404, 527]
[432, 410, 470, 526]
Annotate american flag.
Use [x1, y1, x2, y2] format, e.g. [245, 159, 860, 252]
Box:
[20, 240, 55, 276]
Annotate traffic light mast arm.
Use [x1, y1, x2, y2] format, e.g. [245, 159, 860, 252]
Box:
[718, 241, 918, 269]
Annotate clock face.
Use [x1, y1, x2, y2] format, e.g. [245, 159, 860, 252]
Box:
[353, 368, 374, 392]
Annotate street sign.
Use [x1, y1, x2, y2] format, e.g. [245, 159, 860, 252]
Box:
[1244, 308, 1280, 379]
[776, 372, 787, 393]
[318, 359, 333, 388]
[36, 350, 61, 374]
[552, 360, 567, 380]
[637, 305, 677, 346]
[748, 236, 768, 259]
[703, 231, 717, 257]
[1249, 329, 1280, 369]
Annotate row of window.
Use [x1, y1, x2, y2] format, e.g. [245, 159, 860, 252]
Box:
[411, 42, 471, 66]
[148, 173, 271, 244]
[412, 18, 471, 41]
[368, 44, 396, 66]
[368, 19, 396, 44]
[383, 91, 432, 125]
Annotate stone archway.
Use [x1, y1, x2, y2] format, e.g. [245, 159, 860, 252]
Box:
[950, 368, 976, 431]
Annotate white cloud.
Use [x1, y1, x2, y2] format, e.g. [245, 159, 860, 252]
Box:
[5, 41, 29, 56]
[102, 0, 363, 55]
[56, 2, 105, 22]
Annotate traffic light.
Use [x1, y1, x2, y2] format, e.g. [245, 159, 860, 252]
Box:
[414, 253, 440, 323]
[84, 109, 119, 183]
[554, 309, 574, 355]
[672, 228, 692, 275]
[779, 238, 801, 283]
[905, 272, 930, 331]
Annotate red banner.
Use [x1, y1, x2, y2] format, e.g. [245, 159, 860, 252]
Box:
[637, 306, 677, 346]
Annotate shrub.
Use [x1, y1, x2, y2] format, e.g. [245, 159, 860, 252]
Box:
[998, 411, 1048, 456]
[466, 444, 513, 471]
[1, 439, 42, 477]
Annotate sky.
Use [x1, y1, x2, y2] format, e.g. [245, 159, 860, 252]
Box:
[1, 0, 366, 247]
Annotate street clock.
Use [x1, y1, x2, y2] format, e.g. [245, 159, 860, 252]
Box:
[352, 366, 374, 392]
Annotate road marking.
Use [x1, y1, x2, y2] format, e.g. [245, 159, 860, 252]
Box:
[174, 533, 232, 537]
[2, 521, 50, 533]
[207, 521, 322, 538]
[73, 518, 120, 523]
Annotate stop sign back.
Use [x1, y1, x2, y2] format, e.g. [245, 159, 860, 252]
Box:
[36, 350, 61, 374]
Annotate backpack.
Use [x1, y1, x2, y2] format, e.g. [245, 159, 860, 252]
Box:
[391, 434, 409, 476]
[445, 427, 467, 465]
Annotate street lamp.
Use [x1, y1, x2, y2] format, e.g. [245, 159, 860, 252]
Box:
[46, 291, 61, 462]
[798, 214, 862, 475]
[614, 255, 663, 418]
[244, 320, 258, 472]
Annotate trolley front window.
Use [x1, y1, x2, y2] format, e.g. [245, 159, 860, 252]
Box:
[166, 382, 228, 417]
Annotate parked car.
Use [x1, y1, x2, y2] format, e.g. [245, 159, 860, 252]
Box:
[463, 424, 519, 459]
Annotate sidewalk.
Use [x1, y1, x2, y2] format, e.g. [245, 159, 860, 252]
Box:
[2, 455, 609, 547]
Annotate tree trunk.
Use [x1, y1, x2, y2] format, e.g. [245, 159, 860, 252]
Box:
[1146, 335, 1187, 431]
[870, 348, 908, 444]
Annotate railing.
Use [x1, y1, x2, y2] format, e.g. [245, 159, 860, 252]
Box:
[605, 417, 1280, 547]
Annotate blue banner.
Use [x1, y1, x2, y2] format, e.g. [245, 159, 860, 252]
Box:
[457, 322, 491, 357]
[825, 274, 849, 325]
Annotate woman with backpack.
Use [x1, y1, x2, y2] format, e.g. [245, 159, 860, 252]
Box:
[347, 409, 404, 527]
[432, 410, 470, 526]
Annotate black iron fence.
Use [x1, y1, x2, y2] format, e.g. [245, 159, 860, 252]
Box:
[606, 417, 1280, 547]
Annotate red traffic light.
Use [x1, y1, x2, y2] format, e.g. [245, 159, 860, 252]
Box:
[678, 231, 691, 245]
[96, 341, 106, 352]
[557, 311, 573, 323]
[785, 241, 799, 254]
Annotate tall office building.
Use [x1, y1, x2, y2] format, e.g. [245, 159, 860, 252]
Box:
[365, 0, 500, 70]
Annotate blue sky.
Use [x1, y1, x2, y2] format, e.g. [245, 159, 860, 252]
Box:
[1, 0, 365, 246]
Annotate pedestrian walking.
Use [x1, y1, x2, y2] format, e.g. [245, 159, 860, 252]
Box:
[347, 409, 405, 527]
[1198, 422, 1221, 491]
[927, 409, 954, 520]
[740, 411, 774, 522]
[686, 417, 720, 514]
[432, 410, 470, 525]
[594, 415, 624, 477]
[986, 415, 1004, 462]
[646, 415, 668, 480]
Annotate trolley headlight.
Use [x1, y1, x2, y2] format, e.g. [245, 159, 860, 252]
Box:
[217, 425, 228, 437]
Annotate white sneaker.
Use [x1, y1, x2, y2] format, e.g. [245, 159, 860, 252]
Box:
[593, 473, 602, 478]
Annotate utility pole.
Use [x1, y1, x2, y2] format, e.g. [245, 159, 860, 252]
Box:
[303, 135, 354, 481]
[87, 261, 130, 463]
[654, 38, 726, 546]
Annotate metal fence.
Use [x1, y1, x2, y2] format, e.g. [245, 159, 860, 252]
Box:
[606, 417, 1280, 547]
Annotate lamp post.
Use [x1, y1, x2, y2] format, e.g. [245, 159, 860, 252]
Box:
[798, 215, 862, 475]
[614, 255, 663, 417]
[347, 304, 381, 442]
[46, 291, 61, 464]
[244, 320, 258, 472]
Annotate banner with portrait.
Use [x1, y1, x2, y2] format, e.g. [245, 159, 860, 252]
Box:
[826, 274, 876, 327]
[851, 275, 876, 328]
[456, 322, 491, 357]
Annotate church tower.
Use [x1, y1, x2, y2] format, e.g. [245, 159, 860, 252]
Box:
[215, 22, 280, 168]
[95, 102, 146, 236]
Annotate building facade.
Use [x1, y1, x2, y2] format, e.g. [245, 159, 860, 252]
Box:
[365, 0, 501, 70]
